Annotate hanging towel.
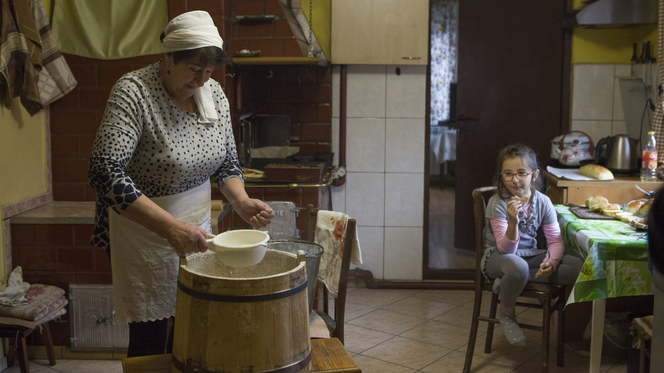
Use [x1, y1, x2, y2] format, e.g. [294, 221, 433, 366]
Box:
[315, 211, 362, 298]
[32, 0, 76, 106]
[0, 0, 43, 115]
[0, 266, 30, 306]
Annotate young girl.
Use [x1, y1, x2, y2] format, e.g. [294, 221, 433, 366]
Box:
[483, 144, 583, 346]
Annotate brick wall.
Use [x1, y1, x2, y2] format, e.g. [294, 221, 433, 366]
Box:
[49, 0, 332, 202]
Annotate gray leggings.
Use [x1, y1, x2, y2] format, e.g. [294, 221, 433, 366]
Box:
[485, 252, 584, 310]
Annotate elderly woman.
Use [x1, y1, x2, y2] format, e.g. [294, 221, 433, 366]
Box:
[88, 11, 273, 357]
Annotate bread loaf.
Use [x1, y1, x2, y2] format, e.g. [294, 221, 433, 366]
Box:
[616, 212, 634, 222]
[599, 203, 621, 212]
[590, 203, 610, 212]
[579, 164, 614, 180]
[637, 199, 653, 217]
[602, 209, 622, 217]
[585, 195, 609, 208]
[624, 199, 648, 213]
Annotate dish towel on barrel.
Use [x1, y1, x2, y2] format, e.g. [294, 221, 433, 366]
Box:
[315, 210, 362, 298]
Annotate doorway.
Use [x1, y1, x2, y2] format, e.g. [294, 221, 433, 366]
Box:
[423, 0, 571, 280]
[426, 0, 475, 276]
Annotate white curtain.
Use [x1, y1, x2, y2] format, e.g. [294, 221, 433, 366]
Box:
[429, 1, 458, 125]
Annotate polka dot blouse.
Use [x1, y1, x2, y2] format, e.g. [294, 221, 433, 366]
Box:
[88, 62, 243, 251]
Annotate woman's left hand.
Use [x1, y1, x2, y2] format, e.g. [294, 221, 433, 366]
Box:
[236, 199, 274, 228]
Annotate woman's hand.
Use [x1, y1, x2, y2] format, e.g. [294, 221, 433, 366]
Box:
[235, 199, 275, 229]
[165, 220, 214, 256]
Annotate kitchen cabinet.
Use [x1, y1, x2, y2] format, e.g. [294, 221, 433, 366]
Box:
[331, 0, 429, 65]
[544, 172, 663, 205]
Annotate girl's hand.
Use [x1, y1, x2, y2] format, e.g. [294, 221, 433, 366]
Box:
[236, 199, 275, 229]
[506, 200, 522, 225]
[165, 220, 213, 256]
[536, 261, 554, 278]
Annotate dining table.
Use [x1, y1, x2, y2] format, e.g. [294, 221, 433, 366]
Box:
[554, 205, 652, 373]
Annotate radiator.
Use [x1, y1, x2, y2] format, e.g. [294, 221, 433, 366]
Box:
[68, 284, 129, 350]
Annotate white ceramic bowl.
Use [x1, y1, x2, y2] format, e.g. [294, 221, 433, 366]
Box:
[207, 230, 270, 267]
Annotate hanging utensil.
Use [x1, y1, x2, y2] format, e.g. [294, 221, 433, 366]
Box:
[635, 184, 657, 197]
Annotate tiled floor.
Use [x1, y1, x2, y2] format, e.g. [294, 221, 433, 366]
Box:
[4, 288, 630, 373]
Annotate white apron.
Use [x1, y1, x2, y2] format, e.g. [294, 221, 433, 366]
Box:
[110, 180, 212, 323]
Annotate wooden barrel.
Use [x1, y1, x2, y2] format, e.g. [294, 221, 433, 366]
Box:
[172, 249, 311, 373]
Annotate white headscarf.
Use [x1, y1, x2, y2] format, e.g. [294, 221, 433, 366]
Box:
[162, 11, 224, 123]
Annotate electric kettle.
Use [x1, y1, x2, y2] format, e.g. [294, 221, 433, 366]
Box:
[595, 134, 639, 174]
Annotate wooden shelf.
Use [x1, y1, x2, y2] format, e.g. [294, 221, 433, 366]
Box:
[231, 57, 326, 66]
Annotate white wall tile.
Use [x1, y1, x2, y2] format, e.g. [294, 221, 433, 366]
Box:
[346, 118, 385, 172]
[613, 64, 632, 122]
[571, 64, 615, 121]
[332, 65, 341, 119]
[347, 65, 387, 118]
[345, 172, 384, 227]
[614, 64, 631, 77]
[612, 121, 628, 136]
[384, 227, 423, 280]
[571, 120, 613, 146]
[386, 65, 427, 118]
[384, 173, 424, 227]
[351, 226, 384, 279]
[331, 182, 346, 214]
[385, 118, 425, 173]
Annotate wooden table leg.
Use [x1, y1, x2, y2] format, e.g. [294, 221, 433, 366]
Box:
[589, 298, 606, 373]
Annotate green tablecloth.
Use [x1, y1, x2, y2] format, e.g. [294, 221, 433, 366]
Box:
[554, 205, 652, 305]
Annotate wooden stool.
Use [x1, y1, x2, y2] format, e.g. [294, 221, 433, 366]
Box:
[0, 320, 56, 373]
[0, 300, 67, 373]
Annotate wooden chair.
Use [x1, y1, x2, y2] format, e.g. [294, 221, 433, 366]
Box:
[463, 186, 566, 373]
[304, 204, 356, 345]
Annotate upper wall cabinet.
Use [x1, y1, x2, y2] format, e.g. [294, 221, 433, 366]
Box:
[331, 0, 429, 65]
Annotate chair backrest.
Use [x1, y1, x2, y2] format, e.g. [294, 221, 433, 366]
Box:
[472, 186, 497, 283]
[260, 201, 299, 240]
[303, 204, 356, 344]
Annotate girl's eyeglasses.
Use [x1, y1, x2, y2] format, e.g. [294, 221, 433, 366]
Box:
[501, 171, 533, 181]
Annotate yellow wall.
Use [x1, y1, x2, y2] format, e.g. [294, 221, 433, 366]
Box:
[573, 26, 658, 64]
[570, 0, 658, 63]
[0, 0, 52, 281]
[0, 100, 48, 280]
[301, 0, 331, 60]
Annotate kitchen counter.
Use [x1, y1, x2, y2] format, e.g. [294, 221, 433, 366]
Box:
[544, 171, 663, 205]
[9, 201, 95, 225]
